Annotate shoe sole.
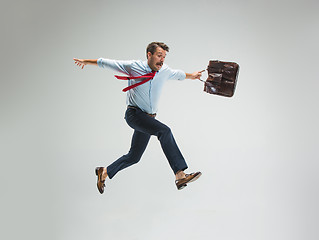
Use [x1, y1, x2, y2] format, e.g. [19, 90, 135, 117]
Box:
[187, 172, 202, 183]
[177, 184, 187, 190]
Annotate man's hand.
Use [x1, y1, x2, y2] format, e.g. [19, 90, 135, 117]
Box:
[186, 70, 205, 80]
[73, 58, 98, 69]
[73, 58, 86, 69]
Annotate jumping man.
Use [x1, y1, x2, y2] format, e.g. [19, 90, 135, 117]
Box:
[74, 42, 202, 193]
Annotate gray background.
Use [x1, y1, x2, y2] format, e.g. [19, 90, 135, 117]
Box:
[1, 0, 318, 239]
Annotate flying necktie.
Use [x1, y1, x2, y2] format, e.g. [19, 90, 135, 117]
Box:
[114, 71, 156, 92]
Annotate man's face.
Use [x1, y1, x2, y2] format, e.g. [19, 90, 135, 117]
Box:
[147, 47, 166, 71]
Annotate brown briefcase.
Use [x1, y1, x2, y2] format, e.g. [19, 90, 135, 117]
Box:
[203, 60, 239, 97]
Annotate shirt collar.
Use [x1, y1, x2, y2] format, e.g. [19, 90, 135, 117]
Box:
[144, 60, 159, 73]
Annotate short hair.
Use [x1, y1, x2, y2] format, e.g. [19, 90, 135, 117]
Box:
[146, 42, 169, 57]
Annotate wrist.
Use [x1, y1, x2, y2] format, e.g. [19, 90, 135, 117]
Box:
[86, 59, 98, 65]
[185, 73, 194, 79]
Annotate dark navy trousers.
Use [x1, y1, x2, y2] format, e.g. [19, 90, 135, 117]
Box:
[106, 107, 188, 179]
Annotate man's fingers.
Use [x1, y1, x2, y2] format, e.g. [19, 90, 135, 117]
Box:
[195, 70, 205, 79]
[73, 58, 84, 69]
[75, 61, 83, 69]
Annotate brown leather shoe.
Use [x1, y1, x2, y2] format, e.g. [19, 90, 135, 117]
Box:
[175, 172, 202, 190]
[95, 167, 106, 194]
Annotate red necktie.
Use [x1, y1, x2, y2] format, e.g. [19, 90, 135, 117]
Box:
[115, 71, 156, 92]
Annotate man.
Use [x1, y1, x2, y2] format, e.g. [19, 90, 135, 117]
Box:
[74, 42, 202, 193]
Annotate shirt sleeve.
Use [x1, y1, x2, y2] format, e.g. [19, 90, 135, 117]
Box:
[97, 58, 134, 75]
[168, 68, 186, 81]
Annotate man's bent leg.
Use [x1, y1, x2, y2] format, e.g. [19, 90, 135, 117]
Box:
[106, 130, 151, 179]
[125, 108, 188, 174]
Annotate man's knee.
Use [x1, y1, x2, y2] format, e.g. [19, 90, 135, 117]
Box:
[157, 125, 172, 140]
[125, 152, 142, 165]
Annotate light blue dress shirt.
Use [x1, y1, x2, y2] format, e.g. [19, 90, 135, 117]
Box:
[97, 58, 186, 114]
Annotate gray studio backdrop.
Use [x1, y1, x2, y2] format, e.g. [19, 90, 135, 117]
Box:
[1, 0, 318, 240]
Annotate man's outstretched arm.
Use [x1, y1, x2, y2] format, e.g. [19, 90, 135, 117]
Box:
[185, 70, 204, 80]
[73, 58, 98, 69]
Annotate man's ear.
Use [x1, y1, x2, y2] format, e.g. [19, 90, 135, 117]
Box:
[147, 52, 152, 59]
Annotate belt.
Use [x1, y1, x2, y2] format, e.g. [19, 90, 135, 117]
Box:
[127, 105, 156, 118]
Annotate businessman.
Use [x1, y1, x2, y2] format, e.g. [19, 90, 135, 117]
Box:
[74, 42, 202, 193]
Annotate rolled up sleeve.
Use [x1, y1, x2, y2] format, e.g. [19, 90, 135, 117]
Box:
[97, 58, 133, 75]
